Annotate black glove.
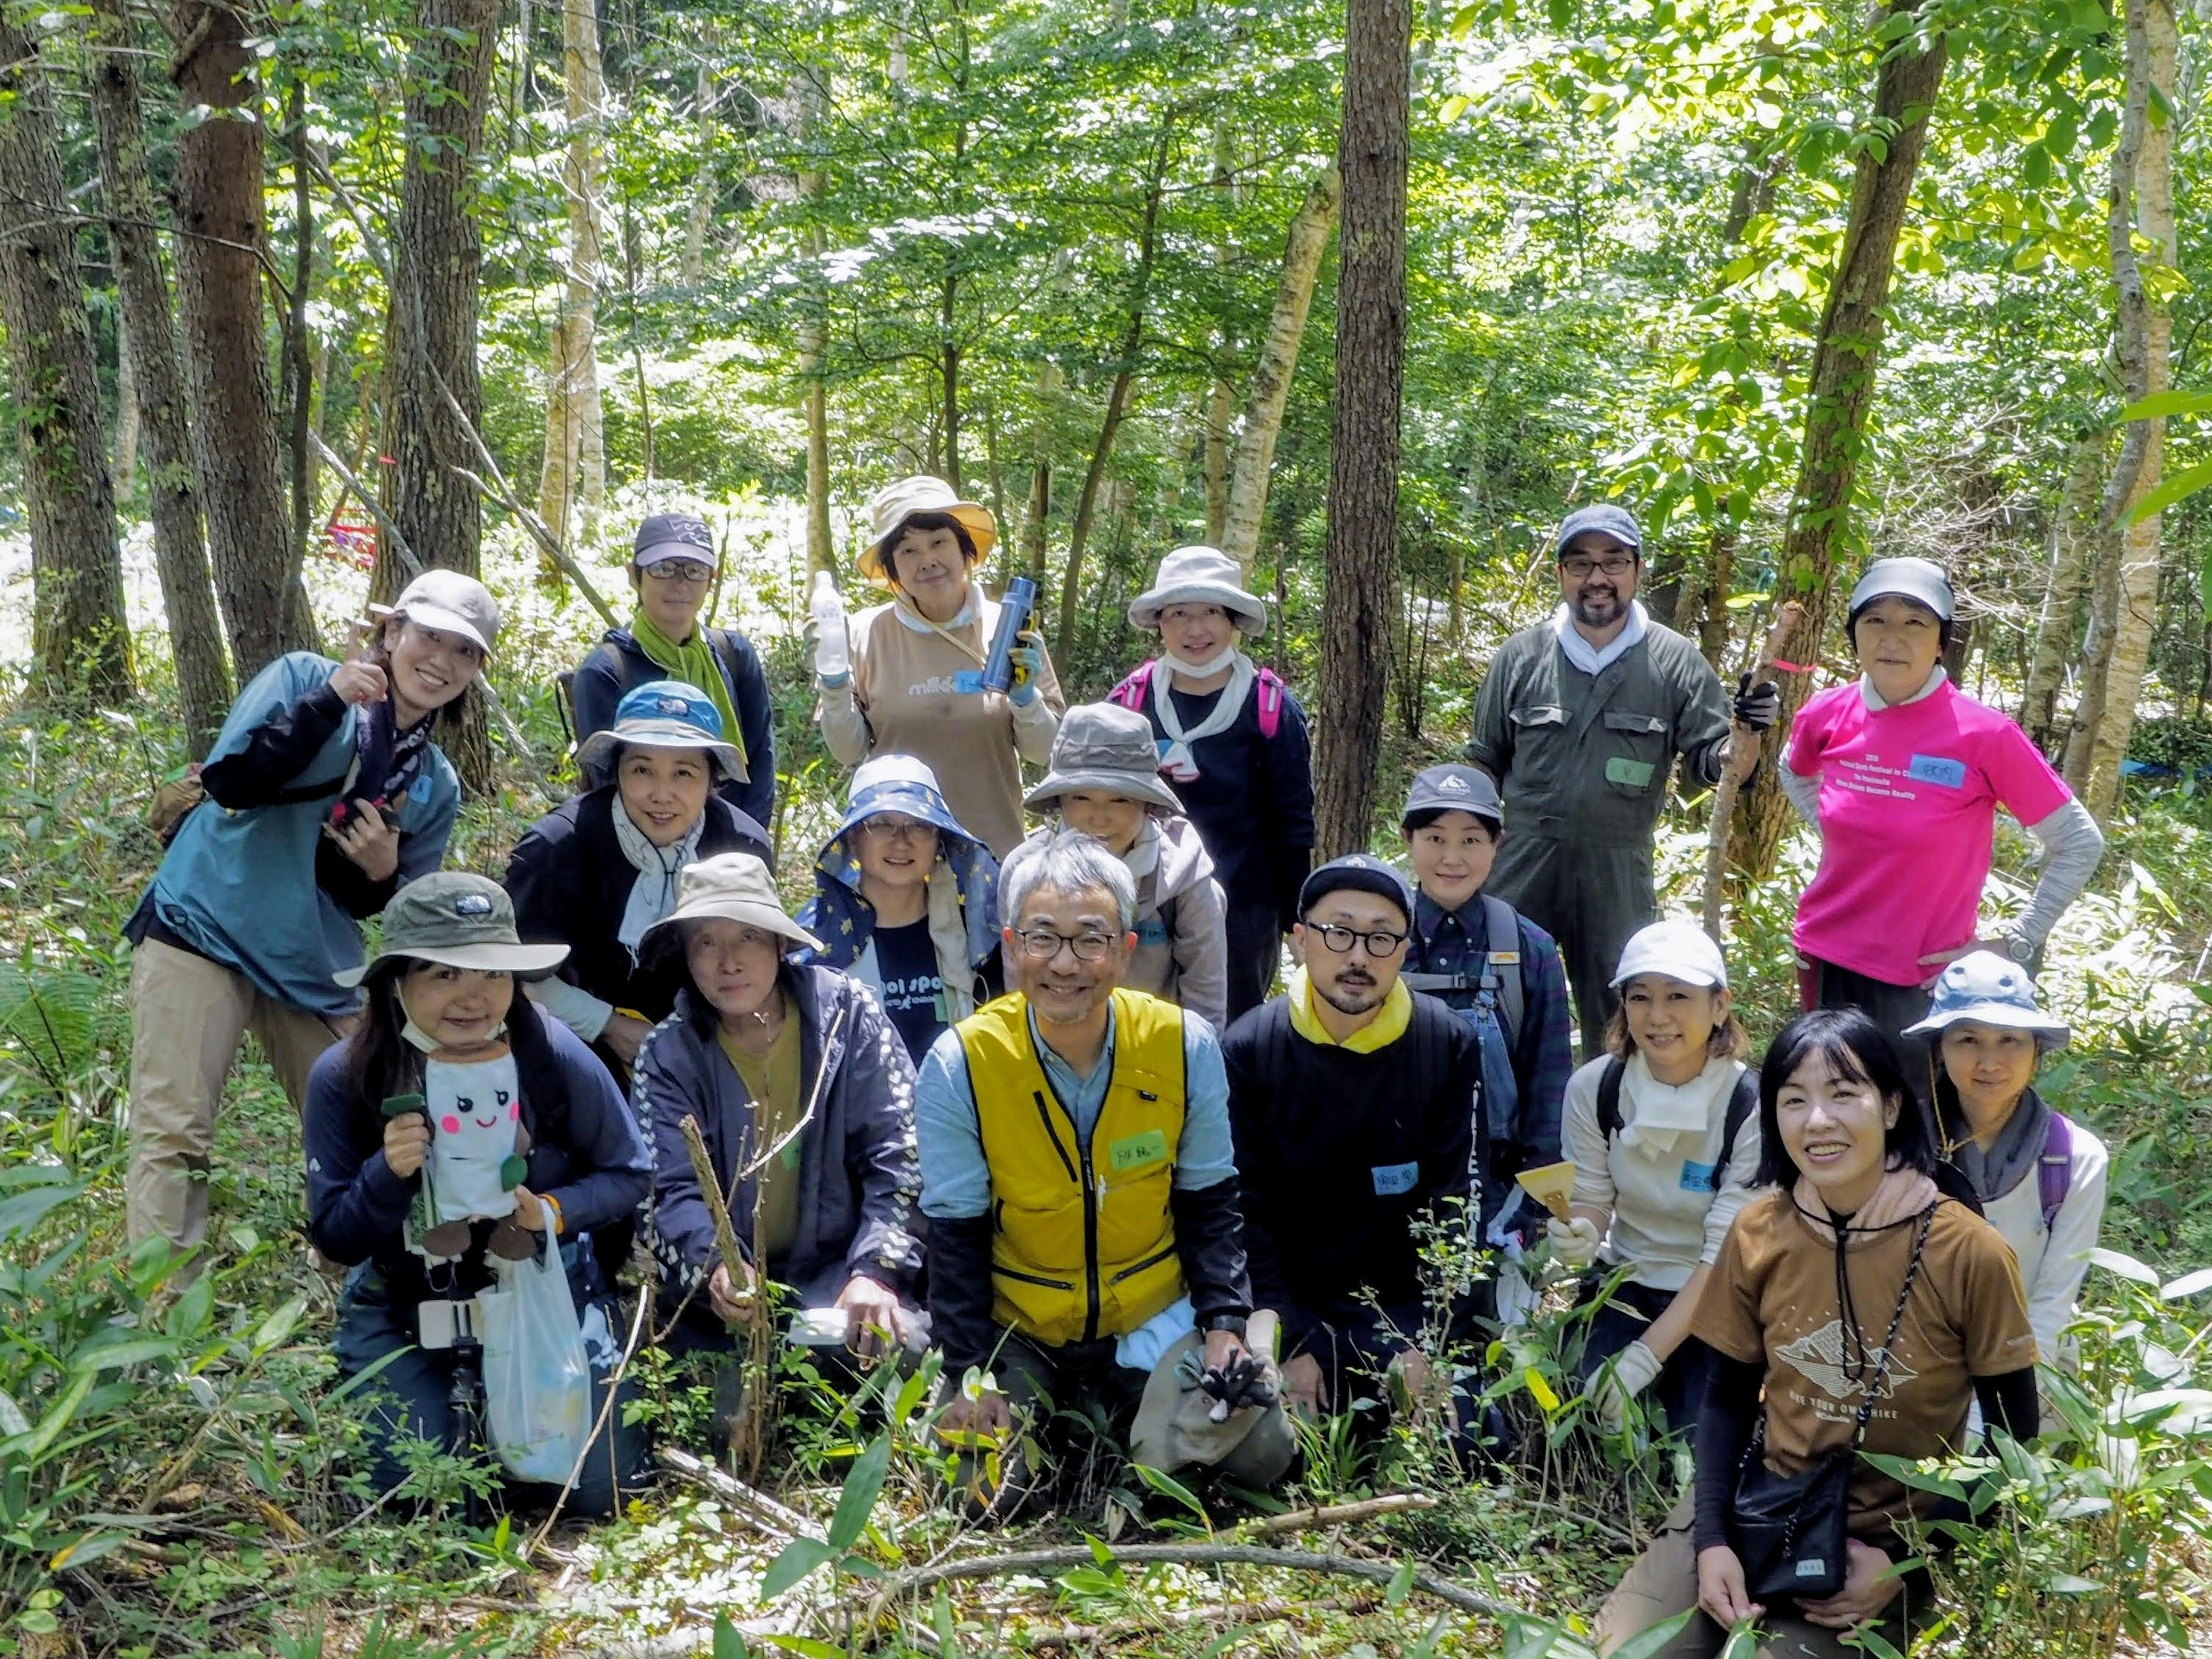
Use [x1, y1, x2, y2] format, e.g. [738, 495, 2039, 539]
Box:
[1200, 1350, 1279, 1414]
[1733, 672, 1781, 731]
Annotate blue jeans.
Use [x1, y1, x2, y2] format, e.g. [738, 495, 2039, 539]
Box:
[332, 1253, 649, 1516]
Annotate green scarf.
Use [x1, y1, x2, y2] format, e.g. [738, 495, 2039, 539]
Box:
[629, 609, 746, 767]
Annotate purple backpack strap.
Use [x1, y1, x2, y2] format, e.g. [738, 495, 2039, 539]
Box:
[1108, 661, 1156, 715]
[1255, 666, 1286, 740]
[2038, 1112, 2074, 1232]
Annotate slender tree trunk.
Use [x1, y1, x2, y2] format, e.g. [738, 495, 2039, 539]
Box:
[89, 0, 229, 744]
[1054, 134, 1170, 657]
[795, 72, 832, 576]
[381, 0, 500, 783]
[114, 321, 141, 502]
[2066, 0, 2175, 817]
[1727, 5, 1948, 879]
[681, 59, 714, 286]
[2023, 430, 2110, 753]
[0, 18, 133, 702]
[1314, 0, 1408, 857]
[1203, 378, 1233, 544]
[1021, 364, 1058, 584]
[283, 81, 316, 573]
[941, 273, 963, 493]
[1221, 165, 1340, 578]
[171, 0, 311, 671]
[539, 0, 606, 553]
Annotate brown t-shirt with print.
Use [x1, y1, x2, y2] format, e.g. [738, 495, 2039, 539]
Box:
[1694, 1191, 2036, 1536]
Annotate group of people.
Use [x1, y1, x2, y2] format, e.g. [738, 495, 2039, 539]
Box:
[119, 475, 2116, 1654]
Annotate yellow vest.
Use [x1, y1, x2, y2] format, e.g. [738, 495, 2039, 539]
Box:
[957, 988, 1187, 1346]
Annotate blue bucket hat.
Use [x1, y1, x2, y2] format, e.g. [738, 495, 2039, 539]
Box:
[1905, 950, 2069, 1050]
[834, 754, 976, 842]
[799, 756, 1001, 977]
[574, 679, 744, 782]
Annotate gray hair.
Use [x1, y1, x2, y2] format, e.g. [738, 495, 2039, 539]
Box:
[1000, 830, 1137, 933]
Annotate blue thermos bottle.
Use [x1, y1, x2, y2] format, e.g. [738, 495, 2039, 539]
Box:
[980, 576, 1038, 694]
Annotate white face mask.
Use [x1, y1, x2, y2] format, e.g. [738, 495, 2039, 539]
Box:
[397, 990, 502, 1054]
[1160, 641, 1240, 677]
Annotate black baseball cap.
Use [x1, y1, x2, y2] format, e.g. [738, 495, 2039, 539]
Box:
[1298, 854, 1413, 928]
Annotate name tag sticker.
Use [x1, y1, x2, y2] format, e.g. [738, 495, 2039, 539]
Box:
[1604, 756, 1656, 789]
[1680, 1159, 1718, 1194]
[1487, 950, 1520, 966]
[409, 774, 433, 802]
[1108, 1128, 1168, 1174]
[952, 669, 987, 696]
[1135, 917, 1170, 947]
[1372, 1161, 1419, 1196]
[1907, 753, 1968, 789]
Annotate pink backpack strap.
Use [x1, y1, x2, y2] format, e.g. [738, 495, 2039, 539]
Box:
[1108, 661, 1157, 714]
[1255, 667, 1287, 739]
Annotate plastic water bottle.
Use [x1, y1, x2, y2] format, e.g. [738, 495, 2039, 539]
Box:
[980, 575, 1037, 694]
[809, 570, 849, 679]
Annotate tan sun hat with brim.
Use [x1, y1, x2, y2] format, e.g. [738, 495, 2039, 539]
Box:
[859, 475, 999, 587]
[333, 872, 567, 988]
[640, 851, 826, 958]
[1126, 545, 1268, 636]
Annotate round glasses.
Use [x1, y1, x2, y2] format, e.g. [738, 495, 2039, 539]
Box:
[1306, 922, 1408, 958]
[1010, 926, 1117, 963]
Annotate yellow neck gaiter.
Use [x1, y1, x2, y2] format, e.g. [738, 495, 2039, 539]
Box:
[1286, 966, 1413, 1054]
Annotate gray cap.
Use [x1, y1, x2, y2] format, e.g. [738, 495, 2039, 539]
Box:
[334, 872, 567, 988]
[1024, 702, 1184, 815]
[1552, 504, 1643, 557]
[1298, 854, 1413, 928]
[1402, 764, 1503, 830]
[1848, 556, 1954, 624]
[376, 568, 500, 657]
[1904, 951, 2069, 1048]
[632, 512, 717, 570]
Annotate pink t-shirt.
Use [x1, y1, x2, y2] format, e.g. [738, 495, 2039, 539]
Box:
[1789, 679, 2071, 986]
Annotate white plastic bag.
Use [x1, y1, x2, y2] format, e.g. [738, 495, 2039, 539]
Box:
[475, 1229, 594, 1484]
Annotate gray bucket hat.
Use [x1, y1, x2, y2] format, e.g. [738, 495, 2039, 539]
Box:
[640, 852, 826, 957]
[1905, 950, 2069, 1048]
[1848, 556, 1954, 624]
[373, 568, 500, 656]
[334, 872, 567, 988]
[1024, 702, 1184, 815]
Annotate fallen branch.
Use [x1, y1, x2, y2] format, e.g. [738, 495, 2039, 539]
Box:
[657, 1445, 826, 1543]
[870, 1542, 1523, 1621]
[1238, 1492, 1436, 1540]
[1015, 1594, 1369, 1649]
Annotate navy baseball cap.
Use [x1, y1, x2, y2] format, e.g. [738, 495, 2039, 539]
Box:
[1298, 854, 1413, 928]
[1402, 764, 1503, 831]
[1552, 503, 1643, 557]
[632, 512, 717, 570]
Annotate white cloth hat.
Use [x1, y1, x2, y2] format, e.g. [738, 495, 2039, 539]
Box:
[1610, 918, 1728, 990]
[1126, 546, 1268, 635]
[375, 568, 499, 657]
[859, 476, 998, 586]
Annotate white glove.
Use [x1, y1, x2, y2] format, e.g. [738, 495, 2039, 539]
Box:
[1596, 1338, 1664, 1431]
[1546, 1215, 1602, 1270]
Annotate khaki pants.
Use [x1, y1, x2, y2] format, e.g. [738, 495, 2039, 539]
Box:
[126, 939, 346, 1260]
[1596, 1499, 1927, 1658]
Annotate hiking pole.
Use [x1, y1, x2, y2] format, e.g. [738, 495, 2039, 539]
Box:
[1700, 600, 1801, 943]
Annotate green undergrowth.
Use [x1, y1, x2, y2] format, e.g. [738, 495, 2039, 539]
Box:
[4, 635, 2212, 1657]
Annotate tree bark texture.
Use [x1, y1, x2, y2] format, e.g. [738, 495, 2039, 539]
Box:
[1222, 165, 1340, 577]
[89, 0, 231, 745]
[2020, 429, 2107, 753]
[796, 74, 832, 577]
[1203, 377, 1233, 545]
[2065, 0, 2175, 818]
[538, 0, 607, 551]
[0, 18, 133, 703]
[681, 59, 714, 286]
[170, 0, 313, 671]
[113, 319, 140, 502]
[1314, 4, 1408, 858]
[1726, 6, 1948, 880]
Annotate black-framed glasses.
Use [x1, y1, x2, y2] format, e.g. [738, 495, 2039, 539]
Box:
[1561, 554, 1636, 581]
[1307, 922, 1408, 958]
[646, 560, 715, 585]
[1011, 926, 1117, 963]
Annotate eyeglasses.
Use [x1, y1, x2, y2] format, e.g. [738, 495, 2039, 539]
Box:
[645, 560, 715, 586]
[1011, 926, 1118, 963]
[1306, 922, 1409, 958]
[1561, 555, 1636, 581]
[859, 816, 935, 843]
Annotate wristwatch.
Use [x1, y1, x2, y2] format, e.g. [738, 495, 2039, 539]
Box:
[1200, 1313, 1249, 1340]
[2005, 935, 2036, 965]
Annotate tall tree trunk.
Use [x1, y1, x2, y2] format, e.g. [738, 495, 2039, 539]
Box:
[283, 81, 316, 573]
[89, 0, 230, 745]
[0, 18, 133, 703]
[2022, 429, 2107, 753]
[114, 321, 141, 502]
[1221, 165, 1339, 578]
[1054, 134, 1170, 658]
[796, 71, 832, 577]
[1202, 378, 1233, 544]
[1314, 0, 1408, 857]
[2064, 0, 2175, 818]
[1727, 6, 1948, 879]
[381, 0, 500, 783]
[941, 273, 963, 493]
[170, 0, 311, 671]
[539, 0, 607, 553]
[1021, 363, 1058, 584]
[681, 59, 714, 286]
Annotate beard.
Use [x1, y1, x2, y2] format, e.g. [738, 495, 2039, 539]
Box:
[1570, 587, 1626, 628]
[1314, 972, 1383, 1016]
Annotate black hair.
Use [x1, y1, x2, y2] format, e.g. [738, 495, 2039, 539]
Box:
[373, 612, 480, 734]
[1402, 808, 1501, 838]
[1847, 597, 1955, 655]
[1753, 1007, 1935, 1189]
[1926, 1026, 2044, 1155]
[887, 511, 980, 567]
[341, 964, 426, 1132]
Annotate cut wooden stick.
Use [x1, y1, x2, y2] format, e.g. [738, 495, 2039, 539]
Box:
[657, 1446, 826, 1543]
[1701, 598, 1804, 942]
[1238, 1492, 1438, 1539]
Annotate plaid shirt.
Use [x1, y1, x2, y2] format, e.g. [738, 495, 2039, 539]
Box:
[1405, 891, 1575, 1171]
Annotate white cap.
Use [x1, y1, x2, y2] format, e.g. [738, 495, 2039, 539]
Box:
[1610, 919, 1727, 990]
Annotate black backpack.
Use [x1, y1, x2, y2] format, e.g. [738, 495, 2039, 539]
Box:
[1596, 1056, 1757, 1194]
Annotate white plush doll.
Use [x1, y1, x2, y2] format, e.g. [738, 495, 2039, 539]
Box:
[397, 1053, 534, 1260]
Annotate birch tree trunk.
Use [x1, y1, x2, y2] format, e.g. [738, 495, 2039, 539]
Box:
[1203, 379, 1233, 544]
[1314, 2, 1407, 857]
[539, 0, 607, 553]
[1727, 4, 1948, 880]
[2020, 428, 2108, 753]
[2064, 0, 2175, 817]
[114, 321, 140, 503]
[89, 0, 230, 744]
[0, 16, 133, 703]
[796, 72, 832, 575]
[1221, 165, 1339, 578]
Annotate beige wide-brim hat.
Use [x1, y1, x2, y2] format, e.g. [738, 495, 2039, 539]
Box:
[1126, 545, 1268, 635]
[640, 851, 826, 958]
[858, 476, 999, 587]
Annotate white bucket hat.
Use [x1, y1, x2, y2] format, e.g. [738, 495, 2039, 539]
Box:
[859, 476, 999, 586]
[640, 852, 826, 957]
[1126, 545, 1268, 635]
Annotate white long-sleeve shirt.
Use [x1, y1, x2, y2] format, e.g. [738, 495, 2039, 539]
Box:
[1981, 1116, 2109, 1366]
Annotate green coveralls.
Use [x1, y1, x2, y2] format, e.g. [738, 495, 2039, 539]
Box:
[1464, 617, 1732, 1055]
